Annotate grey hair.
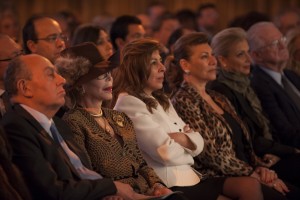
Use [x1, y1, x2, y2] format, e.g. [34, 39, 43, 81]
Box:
[211, 27, 246, 57]
[4, 56, 32, 97]
[247, 21, 275, 51]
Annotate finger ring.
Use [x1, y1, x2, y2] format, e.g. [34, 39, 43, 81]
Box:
[273, 183, 277, 187]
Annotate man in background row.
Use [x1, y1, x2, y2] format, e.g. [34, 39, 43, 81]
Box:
[23, 15, 66, 64]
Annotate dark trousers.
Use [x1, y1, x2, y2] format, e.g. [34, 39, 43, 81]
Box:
[271, 154, 300, 188]
[262, 181, 300, 200]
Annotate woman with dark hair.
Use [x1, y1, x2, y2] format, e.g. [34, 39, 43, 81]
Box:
[72, 24, 113, 60]
[167, 32, 300, 199]
[113, 38, 265, 200]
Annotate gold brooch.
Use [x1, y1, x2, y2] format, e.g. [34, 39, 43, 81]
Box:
[113, 114, 124, 127]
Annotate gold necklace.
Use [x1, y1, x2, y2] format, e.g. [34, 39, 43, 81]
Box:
[93, 115, 114, 136]
[88, 108, 103, 118]
[103, 118, 112, 134]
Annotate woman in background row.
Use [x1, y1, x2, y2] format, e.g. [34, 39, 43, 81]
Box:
[167, 32, 300, 199]
[72, 24, 113, 61]
[72, 24, 114, 109]
[57, 42, 174, 199]
[209, 27, 300, 188]
[113, 38, 265, 200]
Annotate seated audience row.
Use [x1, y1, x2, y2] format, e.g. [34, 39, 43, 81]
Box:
[1, 7, 300, 199]
[112, 38, 264, 200]
[166, 32, 300, 199]
[209, 26, 300, 188]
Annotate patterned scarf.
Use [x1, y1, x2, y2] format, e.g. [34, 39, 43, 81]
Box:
[217, 69, 273, 140]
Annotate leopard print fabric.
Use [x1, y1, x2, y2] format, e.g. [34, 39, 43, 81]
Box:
[63, 107, 162, 194]
[171, 81, 261, 178]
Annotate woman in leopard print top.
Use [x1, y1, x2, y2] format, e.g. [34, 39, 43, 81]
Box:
[56, 42, 172, 197]
[166, 32, 300, 199]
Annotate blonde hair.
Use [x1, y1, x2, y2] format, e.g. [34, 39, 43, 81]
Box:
[211, 27, 246, 57]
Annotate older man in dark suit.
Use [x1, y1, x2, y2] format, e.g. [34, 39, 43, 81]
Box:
[247, 22, 300, 148]
[1, 54, 148, 200]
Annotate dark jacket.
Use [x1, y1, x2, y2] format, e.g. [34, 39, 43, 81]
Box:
[251, 66, 300, 148]
[0, 126, 31, 200]
[1, 104, 116, 200]
[209, 79, 296, 157]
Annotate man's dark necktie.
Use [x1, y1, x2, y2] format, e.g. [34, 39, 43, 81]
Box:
[282, 75, 300, 112]
[50, 122, 61, 144]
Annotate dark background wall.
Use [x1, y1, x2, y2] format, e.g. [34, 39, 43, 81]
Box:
[1, 0, 300, 31]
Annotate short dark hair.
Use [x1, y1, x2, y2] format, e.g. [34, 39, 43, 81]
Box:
[109, 15, 142, 50]
[175, 9, 197, 31]
[152, 12, 176, 32]
[146, 1, 166, 15]
[22, 14, 46, 54]
[197, 3, 216, 17]
[72, 24, 106, 46]
[4, 56, 32, 97]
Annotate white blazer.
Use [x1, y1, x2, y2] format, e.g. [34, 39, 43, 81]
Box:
[114, 93, 204, 187]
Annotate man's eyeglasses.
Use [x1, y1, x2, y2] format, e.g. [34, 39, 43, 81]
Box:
[97, 71, 112, 80]
[36, 34, 68, 43]
[0, 50, 24, 62]
[257, 36, 287, 50]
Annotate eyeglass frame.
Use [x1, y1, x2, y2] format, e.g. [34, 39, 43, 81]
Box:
[0, 50, 24, 62]
[256, 36, 287, 51]
[36, 33, 69, 43]
[97, 71, 112, 80]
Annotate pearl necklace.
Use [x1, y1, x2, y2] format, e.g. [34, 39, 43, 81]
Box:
[88, 108, 103, 118]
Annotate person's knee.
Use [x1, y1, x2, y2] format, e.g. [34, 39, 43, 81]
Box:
[223, 177, 262, 198]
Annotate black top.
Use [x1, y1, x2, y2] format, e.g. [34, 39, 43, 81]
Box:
[222, 110, 250, 163]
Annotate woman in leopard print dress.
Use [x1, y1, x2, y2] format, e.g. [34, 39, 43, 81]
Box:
[166, 32, 300, 199]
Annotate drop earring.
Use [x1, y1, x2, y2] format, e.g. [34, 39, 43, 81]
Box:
[184, 70, 190, 75]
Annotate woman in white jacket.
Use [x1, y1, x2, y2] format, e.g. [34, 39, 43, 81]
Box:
[112, 38, 263, 200]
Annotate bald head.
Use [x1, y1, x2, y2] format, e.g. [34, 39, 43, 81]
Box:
[5, 54, 66, 117]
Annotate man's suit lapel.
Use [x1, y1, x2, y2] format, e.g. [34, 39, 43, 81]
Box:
[14, 105, 83, 178]
[53, 117, 92, 169]
[255, 67, 300, 114]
